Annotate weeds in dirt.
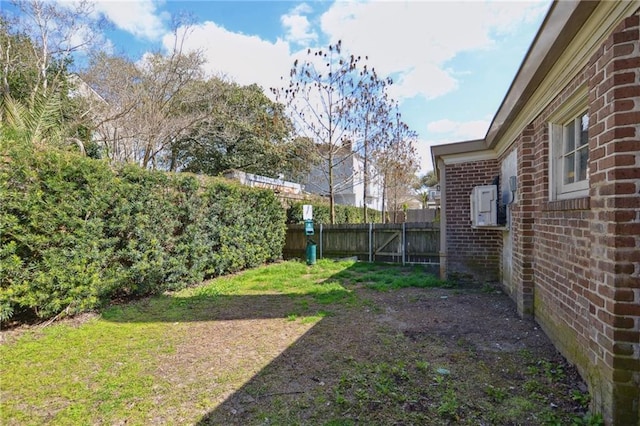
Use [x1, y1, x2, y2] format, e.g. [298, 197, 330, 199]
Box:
[437, 388, 460, 419]
[571, 389, 591, 406]
[485, 384, 509, 402]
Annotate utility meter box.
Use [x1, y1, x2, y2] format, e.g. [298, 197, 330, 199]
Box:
[470, 185, 497, 227]
[304, 219, 314, 236]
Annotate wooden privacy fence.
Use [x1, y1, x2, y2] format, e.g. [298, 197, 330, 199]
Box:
[283, 223, 440, 265]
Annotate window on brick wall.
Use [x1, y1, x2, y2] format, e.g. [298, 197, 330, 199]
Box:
[549, 94, 589, 200]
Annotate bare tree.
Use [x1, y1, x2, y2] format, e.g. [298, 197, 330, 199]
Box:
[136, 43, 207, 169]
[7, 0, 103, 99]
[78, 53, 140, 162]
[80, 27, 210, 168]
[273, 41, 378, 224]
[352, 72, 393, 222]
[375, 106, 419, 222]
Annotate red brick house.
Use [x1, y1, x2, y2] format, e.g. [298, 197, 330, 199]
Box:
[431, 1, 639, 424]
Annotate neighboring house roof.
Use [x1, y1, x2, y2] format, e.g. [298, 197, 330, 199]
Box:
[431, 0, 640, 168]
[67, 74, 107, 106]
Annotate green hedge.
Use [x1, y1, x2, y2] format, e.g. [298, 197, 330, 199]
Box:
[286, 201, 382, 225]
[0, 141, 286, 321]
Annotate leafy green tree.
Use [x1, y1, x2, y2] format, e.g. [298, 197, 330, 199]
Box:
[5, 0, 103, 100]
[421, 170, 438, 187]
[173, 80, 312, 179]
[0, 18, 39, 101]
[415, 170, 438, 209]
[2, 90, 62, 145]
[0, 4, 95, 150]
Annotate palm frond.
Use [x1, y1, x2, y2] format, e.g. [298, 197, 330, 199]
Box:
[1, 92, 63, 145]
[2, 94, 28, 132]
[27, 91, 63, 145]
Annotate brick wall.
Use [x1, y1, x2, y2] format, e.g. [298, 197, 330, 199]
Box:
[513, 12, 639, 424]
[442, 9, 639, 424]
[503, 126, 536, 317]
[587, 12, 639, 425]
[527, 64, 597, 409]
[444, 160, 501, 283]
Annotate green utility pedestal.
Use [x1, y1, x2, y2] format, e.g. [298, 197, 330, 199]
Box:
[306, 239, 316, 265]
[304, 219, 316, 265]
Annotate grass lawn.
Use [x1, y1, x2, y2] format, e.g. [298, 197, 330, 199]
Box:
[1, 259, 597, 425]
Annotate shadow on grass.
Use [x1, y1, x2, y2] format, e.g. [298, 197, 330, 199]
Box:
[99, 261, 581, 425]
[99, 261, 395, 424]
[98, 262, 451, 424]
[102, 289, 351, 323]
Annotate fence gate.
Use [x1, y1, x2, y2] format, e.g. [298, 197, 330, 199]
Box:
[372, 226, 403, 263]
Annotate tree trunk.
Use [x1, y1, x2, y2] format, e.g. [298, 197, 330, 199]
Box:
[328, 153, 336, 224]
[169, 147, 178, 172]
[363, 131, 369, 224]
[381, 175, 387, 224]
[1, 37, 10, 96]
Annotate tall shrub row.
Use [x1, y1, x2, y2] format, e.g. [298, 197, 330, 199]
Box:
[0, 141, 286, 321]
[286, 201, 382, 225]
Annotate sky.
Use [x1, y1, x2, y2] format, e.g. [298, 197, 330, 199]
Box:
[6, 0, 551, 173]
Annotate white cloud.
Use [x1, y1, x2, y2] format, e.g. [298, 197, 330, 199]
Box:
[415, 118, 492, 172]
[427, 118, 490, 140]
[65, 20, 109, 54]
[415, 137, 469, 174]
[319, 1, 548, 101]
[123, 0, 545, 173]
[427, 119, 458, 134]
[389, 65, 457, 101]
[165, 22, 292, 92]
[414, 139, 436, 174]
[281, 3, 317, 45]
[94, 0, 168, 40]
[483, 1, 551, 35]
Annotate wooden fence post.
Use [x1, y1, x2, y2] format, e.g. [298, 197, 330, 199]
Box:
[319, 223, 323, 259]
[369, 223, 373, 263]
[402, 222, 406, 265]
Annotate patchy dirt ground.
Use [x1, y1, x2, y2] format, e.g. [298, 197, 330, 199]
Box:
[187, 285, 591, 425]
[2, 279, 592, 425]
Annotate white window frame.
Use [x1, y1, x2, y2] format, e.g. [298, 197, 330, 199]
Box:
[548, 89, 589, 201]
